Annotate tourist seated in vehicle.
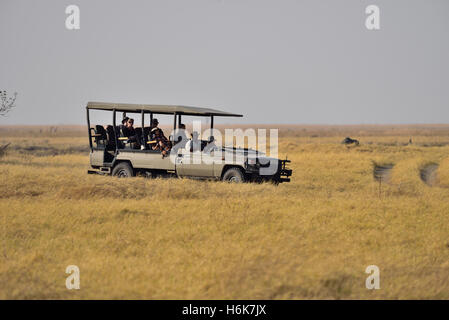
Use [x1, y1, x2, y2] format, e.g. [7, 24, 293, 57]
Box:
[122, 118, 141, 149]
[118, 117, 129, 135]
[185, 131, 201, 152]
[150, 118, 172, 157]
[173, 123, 189, 149]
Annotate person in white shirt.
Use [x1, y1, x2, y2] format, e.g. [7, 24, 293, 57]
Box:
[185, 131, 201, 152]
[174, 123, 189, 149]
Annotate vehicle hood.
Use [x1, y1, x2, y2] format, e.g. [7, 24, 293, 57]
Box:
[220, 147, 279, 162]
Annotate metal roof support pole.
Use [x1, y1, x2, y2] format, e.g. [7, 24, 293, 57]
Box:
[141, 109, 145, 146]
[178, 114, 182, 126]
[173, 112, 177, 142]
[210, 115, 214, 141]
[113, 109, 118, 151]
[86, 107, 92, 150]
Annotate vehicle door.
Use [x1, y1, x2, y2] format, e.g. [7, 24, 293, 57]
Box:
[176, 144, 215, 177]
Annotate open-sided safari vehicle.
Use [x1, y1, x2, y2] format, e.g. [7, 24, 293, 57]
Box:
[86, 102, 292, 183]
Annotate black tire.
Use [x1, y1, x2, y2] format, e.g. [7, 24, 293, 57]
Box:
[222, 167, 245, 183]
[112, 162, 134, 178]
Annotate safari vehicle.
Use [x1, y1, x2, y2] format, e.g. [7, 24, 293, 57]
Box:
[86, 102, 292, 183]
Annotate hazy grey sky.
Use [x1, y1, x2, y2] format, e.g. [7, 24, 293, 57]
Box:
[1, 0, 448, 125]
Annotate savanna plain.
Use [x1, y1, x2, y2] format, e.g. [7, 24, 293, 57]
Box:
[1, 124, 449, 299]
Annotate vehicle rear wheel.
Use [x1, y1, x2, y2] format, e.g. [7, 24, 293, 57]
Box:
[222, 167, 245, 183]
[112, 162, 134, 178]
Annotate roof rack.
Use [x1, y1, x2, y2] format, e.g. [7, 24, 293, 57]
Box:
[87, 101, 243, 117]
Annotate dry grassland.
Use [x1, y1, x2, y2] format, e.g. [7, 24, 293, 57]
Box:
[1, 125, 449, 299]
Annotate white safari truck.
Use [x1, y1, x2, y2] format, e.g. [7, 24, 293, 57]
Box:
[86, 102, 291, 183]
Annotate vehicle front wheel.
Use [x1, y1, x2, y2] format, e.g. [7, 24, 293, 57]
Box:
[112, 162, 134, 178]
[222, 167, 245, 183]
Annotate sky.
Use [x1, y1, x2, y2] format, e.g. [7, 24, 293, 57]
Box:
[1, 0, 448, 125]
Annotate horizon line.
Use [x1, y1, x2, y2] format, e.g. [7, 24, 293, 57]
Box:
[2, 123, 449, 127]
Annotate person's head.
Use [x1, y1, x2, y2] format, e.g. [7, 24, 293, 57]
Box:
[151, 118, 159, 127]
[179, 123, 186, 130]
[191, 131, 199, 140]
[126, 118, 134, 128]
[122, 117, 129, 125]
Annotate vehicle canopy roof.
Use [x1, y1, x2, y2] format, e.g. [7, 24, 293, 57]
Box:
[87, 101, 243, 117]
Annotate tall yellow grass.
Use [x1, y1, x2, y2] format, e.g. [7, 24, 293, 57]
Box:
[1, 126, 449, 299]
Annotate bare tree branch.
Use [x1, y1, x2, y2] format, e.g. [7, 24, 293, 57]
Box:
[0, 91, 18, 116]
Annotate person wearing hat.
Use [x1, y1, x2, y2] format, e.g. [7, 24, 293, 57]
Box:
[119, 116, 129, 137]
[124, 118, 141, 149]
[150, 118, 171, 157]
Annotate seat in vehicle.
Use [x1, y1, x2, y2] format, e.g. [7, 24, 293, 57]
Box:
[94, 125, 107, 147]
[135, 127, 143, 141]
[105, 125, 117, 150]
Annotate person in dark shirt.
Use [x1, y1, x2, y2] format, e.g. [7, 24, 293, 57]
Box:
[124, 118, 141, 149]
[119, 117, 129, 137]
[150, 118, 171, 157]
